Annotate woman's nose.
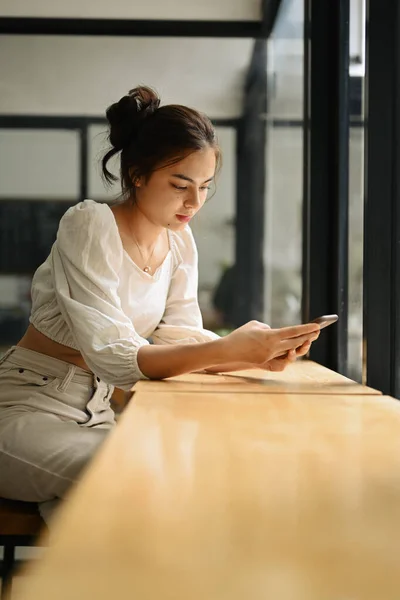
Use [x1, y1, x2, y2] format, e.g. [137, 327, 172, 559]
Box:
[185, 189, 201, 209]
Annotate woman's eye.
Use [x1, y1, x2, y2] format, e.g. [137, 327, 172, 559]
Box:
[172, 183, 211, 191]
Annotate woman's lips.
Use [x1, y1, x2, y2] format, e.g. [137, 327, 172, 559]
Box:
[176, 214, 192, 223]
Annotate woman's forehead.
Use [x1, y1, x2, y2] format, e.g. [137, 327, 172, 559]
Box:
[165, 148, 217, 176]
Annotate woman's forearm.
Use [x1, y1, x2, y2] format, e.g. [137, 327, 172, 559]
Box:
[204, 362, 254, 374]
[137, 321, 320, 380]
[137, 338, 229, 380]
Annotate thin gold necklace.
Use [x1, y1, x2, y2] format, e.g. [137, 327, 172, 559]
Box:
[131, 236, 157, 274]
[125, 205, 159, 273]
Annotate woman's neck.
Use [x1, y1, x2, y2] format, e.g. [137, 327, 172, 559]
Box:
[121, 201, 165, 252]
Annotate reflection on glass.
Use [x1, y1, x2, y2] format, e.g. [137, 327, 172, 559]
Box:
[348, 116, 364, 382]
[347, 0, 365, 383]
[191, 127, 236, 330]
[264, 0, 304, 327]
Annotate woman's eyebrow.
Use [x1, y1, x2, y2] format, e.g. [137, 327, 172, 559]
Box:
[171, 174, 214, 184]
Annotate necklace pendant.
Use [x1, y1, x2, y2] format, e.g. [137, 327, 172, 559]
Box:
[143, 266, 151, 273]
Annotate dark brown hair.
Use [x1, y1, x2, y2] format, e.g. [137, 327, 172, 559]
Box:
[102, 86, 220, 196]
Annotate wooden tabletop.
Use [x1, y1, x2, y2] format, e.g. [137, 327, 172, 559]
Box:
[134, 360, 380, 395]
[14, 389, 400, 600]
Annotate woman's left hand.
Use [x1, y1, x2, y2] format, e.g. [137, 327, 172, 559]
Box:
[262, 340, 312, 372]
[202, 339, 313, 375]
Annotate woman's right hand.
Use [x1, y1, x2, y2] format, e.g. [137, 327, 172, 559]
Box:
[220, 320, 320, 369]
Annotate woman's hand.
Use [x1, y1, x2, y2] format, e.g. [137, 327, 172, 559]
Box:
[137, 321, 319, 381]
[203, 338, 313, 374]
[261, 339, 313, 372]
[219, 320, 320, 369]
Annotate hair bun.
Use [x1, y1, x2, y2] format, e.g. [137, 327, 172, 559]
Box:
[106, 86, 160, 151]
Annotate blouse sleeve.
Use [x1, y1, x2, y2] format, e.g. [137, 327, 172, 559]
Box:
[151, 226, 220, 345]
[51, 200, 149, 390]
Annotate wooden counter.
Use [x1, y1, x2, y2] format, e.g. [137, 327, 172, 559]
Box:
[13, 387, 400, 600]
[134, 360, 380, 395]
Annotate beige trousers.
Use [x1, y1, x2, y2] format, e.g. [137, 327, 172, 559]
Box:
[0, 346, 116, 519]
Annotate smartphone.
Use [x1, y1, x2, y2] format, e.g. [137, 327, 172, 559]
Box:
[311, 314, 339, 329]
[279, 314, 339, 358]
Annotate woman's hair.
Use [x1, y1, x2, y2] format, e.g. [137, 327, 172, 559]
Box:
[102, 86, 220, 196]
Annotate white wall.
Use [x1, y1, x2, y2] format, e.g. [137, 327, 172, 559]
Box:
[0, 0, 261, 21]
[0, 36, 252, 118]
[0, 129, 80, 198]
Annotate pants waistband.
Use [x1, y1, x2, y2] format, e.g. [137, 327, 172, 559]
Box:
[2, 347, 95, 384]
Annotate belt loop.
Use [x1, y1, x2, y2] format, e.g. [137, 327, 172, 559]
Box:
[57, 364, 77, 392]
[0, 347, 16, 367]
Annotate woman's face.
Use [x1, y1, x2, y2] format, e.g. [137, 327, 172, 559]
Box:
[134, 147, 217, 230]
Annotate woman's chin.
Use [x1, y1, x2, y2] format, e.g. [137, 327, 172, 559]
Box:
[166, 219, 188, 231]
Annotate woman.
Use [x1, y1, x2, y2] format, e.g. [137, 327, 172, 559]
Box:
[0, 87, 319, 519]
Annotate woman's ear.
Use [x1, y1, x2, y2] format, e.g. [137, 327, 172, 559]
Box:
[128, 168, 143, 187]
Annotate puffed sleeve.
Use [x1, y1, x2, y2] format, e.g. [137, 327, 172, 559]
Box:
[50, 200, 149, 390]
[151, 226, 220, 345]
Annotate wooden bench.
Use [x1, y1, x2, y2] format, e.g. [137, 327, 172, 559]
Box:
[0, 499, 46, 599]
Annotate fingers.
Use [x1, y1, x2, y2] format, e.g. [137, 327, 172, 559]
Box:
[277, 323, 320, 340]
[269, 360, 287, 372]
[278, 348, 297, 364]
[264, 358, 289, 371]
[265, 348, 297, 372]
[275, 331, 319, 355]
[296, 341, 311, 357]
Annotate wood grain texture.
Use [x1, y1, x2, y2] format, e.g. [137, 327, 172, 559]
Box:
[14, 390, 400, 600]
[133, 360, 381, 395]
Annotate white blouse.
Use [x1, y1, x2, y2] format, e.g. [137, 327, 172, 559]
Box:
[30, 199, 219, 390]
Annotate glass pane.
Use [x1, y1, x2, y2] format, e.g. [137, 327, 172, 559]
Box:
[190, 127, 236, 330]
[0, 129, 80, 199]
[265, 126, 303, 326]
[347, 0, 366, 382]
[348, 123, 364, 382]
[264, 0, 304, 327]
